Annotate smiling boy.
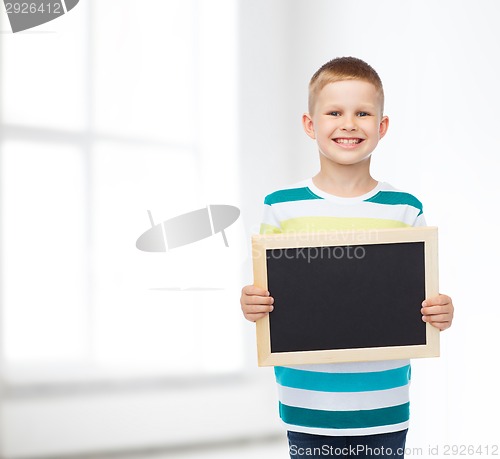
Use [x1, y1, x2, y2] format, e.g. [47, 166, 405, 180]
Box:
[240, 57, 454, 458]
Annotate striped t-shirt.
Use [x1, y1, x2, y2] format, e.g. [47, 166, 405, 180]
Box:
[260, 178, 426, 436]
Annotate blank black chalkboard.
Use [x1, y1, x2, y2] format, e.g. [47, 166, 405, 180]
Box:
[267, 242, 426, 353]
[252, 227, 439, 366]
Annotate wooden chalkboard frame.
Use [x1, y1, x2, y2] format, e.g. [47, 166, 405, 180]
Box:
[252, 227, 439, 366]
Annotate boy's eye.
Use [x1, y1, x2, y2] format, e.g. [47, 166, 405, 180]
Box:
[329, 111, 341, 117]
[357, 112, 370, 117]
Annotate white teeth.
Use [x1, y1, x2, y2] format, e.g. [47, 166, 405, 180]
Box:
[335, 138, 361, 144]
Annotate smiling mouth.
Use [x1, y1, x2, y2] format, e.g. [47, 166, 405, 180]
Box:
[334, 138, 364, 144]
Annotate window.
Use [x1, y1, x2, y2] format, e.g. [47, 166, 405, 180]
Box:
[0, 0, 244, 383]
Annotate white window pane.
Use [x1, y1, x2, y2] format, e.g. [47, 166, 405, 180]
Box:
[1, 141, 87, 363]
[90, 142, 244, 375]
[91, 142, 195, 372]
[0, 3, 87, 130]
[92, 0, 196, 143]
[198, 0, 239, 200]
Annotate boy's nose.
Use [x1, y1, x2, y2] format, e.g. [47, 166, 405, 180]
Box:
[341, 116, 357, 131]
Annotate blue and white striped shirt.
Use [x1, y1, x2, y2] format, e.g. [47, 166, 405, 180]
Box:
[260, 179, 425, 436]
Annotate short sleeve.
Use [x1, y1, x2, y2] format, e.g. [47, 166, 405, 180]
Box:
[259, 202, 282, 235]
[413, 212, 427, 227]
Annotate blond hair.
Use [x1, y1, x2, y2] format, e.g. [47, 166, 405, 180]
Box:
[308, 57, 384, 114]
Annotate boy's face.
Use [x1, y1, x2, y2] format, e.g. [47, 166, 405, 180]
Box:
[303, 80, 388, 168]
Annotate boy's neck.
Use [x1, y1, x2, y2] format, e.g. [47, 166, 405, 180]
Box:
[312, 163, 378, 198]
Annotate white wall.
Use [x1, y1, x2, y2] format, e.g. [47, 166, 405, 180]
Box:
[259, 0, 500, 450]
[0, 1, 291, 457]
[1, 0, 499, 457]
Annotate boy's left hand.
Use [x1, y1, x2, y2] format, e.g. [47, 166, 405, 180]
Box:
[421, 294, 454, 331]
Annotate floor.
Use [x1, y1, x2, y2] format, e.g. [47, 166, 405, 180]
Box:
[81, 437, 290, 459]
[168, 439, 288, 459]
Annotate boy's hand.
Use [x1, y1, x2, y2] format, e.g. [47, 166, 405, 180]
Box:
[421, 293, 454, 331]
[240, 285, 274, 322]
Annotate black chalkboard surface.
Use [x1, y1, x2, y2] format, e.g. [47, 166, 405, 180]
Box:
[252, 227, 439, 366]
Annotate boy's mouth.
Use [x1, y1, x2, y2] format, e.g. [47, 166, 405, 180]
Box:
[333, 138, 364, 145]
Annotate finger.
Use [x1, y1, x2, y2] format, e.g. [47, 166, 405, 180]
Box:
[241, 302, 274, 318]
[244, 312, 271, 322]
[421, 305, 449, 315]
[243, 295, 274, 306]
[244, 303, 274, 314]
[422, 294, 451, 307]
[422, 313, 451, 323]
[427, 320, 452, 331]
[242, 285, 270, 297]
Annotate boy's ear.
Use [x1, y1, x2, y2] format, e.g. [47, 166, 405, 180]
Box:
[379, 115, 389, 139]
[302, 113, 316, 140]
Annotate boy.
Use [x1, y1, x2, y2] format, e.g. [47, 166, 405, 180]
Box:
[240, 57, 454, 458]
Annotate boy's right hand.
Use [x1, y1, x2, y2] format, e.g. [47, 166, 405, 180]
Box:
[240, 285, 274, 322]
